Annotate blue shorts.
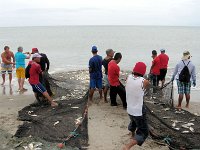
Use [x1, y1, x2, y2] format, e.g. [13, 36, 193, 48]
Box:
[90, 78, 102, 89]
[31, 83, 47, 94]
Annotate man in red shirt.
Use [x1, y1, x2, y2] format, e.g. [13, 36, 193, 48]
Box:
[158, 49, 169, 87]
[149, 50, 160, 89]
[28, 53, 58, 107]
[108, 53, 127, 109]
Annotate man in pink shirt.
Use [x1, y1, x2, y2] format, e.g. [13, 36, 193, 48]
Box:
[28, 53, 58, 107]
[158, 49, 169, 87]
[149, 50, 160, 91]
[108, 52, 127, 109]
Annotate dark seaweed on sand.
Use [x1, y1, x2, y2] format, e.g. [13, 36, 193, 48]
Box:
[15, 71, 89, 149]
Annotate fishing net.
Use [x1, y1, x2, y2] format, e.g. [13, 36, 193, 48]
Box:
[15, 70, 90, 149]
[15, 70, 200, 149]
[145, 82, 200, 150]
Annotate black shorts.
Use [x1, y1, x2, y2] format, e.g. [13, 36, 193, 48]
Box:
[159, 69, 167, 81]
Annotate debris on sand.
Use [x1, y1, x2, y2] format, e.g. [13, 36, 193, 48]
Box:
[53, 121, 60, 126]
[23, 142, 42, 150]
[15, 70, 89, 149]
[145, 81, 200, 150]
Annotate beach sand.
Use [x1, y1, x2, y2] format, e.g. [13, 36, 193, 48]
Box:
[0, 86, 35, 135]
[88, 92, 200, 150]
[0, 83, 200, 149]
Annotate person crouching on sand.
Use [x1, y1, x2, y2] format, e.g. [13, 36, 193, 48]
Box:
[123, 62, 150, 150]
[28, 53, 58, 107]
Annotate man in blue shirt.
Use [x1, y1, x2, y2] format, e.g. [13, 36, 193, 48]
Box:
[89, 46, 103, 103]
[15, 46, 31, 92]
[171, 51, 196, 109]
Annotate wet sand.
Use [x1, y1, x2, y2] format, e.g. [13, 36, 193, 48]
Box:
[0, 85, 35, 135]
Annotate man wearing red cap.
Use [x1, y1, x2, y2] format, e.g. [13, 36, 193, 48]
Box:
[123, 62, 150, 150]
[31, 48, 50, 72]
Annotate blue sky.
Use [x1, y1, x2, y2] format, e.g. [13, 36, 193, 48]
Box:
[0, 0, 200, 27]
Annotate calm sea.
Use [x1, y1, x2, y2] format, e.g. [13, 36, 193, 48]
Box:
[0, 26, 199, 100]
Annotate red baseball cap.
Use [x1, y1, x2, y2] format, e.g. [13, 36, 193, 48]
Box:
[133, 62, 146, 76]
[31, 48, 39, 54]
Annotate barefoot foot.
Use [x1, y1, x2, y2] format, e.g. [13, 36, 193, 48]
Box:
[51, 101, 58, 107]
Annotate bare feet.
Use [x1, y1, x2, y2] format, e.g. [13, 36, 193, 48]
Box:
[1, 82, 5, 86]
[185, 104, 189, 108]
[122, 145, 129, 150]
[19, 88, 28, 92]
[51, 101, 58, 107]
[22, 88, 28, 92]
[176, 105, 182, 111]
[88, 100, 93, 106]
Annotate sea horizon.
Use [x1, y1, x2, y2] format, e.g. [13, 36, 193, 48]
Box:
[0, 25, 199, 99]
[1, 24, 200, 28]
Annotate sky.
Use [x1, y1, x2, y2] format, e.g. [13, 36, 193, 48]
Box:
[0, 0, 200, 27]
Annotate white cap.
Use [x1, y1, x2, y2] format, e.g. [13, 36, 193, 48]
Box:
[32, 53, 42, 58]
[160, 49, 165, 52]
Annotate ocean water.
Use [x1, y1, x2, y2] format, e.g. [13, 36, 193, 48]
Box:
[0, 26, 199, 100]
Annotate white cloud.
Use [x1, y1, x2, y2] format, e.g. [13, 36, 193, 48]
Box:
[0, 0, 199, 26]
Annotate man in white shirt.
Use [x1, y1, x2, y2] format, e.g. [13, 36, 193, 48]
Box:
[123, 62, 150, 150]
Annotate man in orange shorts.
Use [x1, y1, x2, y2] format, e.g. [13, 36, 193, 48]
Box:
[15, 46, 31, 91]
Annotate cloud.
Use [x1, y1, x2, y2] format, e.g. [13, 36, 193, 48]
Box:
[0, 0, 200, 26]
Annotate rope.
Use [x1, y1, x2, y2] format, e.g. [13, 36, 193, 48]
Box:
[62, 91, 89, 144]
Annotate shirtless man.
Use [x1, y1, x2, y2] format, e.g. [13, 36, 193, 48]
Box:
[1, 46, 15, 85]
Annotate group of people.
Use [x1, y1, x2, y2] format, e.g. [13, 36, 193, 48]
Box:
[0, 46, 57, 107]
[1, 45, 196, 149]
[88, 46, 196, 149]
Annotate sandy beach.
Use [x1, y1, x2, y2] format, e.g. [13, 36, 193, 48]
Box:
[0, 80, 200, 149]
[0, 84, 34, 135]
[88, 95, 169, 150]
